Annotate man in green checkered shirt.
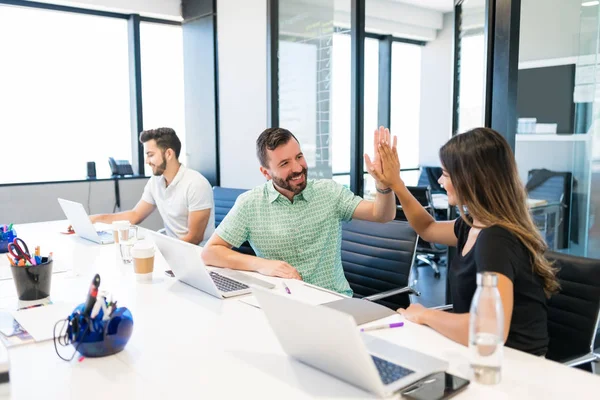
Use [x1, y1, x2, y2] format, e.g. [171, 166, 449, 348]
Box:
[202, 127, 397, 296]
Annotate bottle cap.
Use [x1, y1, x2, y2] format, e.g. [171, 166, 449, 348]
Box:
[477, 272, 498, 287]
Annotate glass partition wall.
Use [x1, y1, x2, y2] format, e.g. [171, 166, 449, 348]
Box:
[515, 0, 600, 258]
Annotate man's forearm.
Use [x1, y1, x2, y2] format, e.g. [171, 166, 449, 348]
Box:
[372, 183, 397, 222]
[201, 245, 261, 272]
[92, 210, 140, 225]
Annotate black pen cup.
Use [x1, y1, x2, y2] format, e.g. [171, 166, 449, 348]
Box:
[10, 258, 53, 300]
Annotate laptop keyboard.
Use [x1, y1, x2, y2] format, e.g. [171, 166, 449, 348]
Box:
[371, 355, 414, 385]
[209, 272, 249, 292]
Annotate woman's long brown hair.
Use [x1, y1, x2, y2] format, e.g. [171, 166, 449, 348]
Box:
[439, 127, 559, 297]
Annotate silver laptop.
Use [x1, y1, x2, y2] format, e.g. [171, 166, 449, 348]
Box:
[145, 229, 265, 299]
[57, 198, 114, 244]
[254, 289, 448, 398]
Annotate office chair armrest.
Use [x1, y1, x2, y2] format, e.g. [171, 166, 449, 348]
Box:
[562, 352, 599, 368]
[430, 304, 453, 311]
[363, 285, 421, 302]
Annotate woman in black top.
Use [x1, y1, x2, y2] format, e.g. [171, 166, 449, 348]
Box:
[367, 127, 559, 356]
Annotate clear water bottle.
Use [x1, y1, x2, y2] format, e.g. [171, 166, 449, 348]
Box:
[469, 272, 504, 384]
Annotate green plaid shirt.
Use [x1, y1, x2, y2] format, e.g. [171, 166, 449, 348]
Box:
[216, 179, 362, 296]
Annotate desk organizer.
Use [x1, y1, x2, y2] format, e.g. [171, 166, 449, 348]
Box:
[0, 229, 16, 254]
[10, 258, 53, 300]
[67, 303, 134, 358]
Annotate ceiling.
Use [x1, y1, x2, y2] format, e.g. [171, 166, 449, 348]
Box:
[394, 0, 454, 13]
[393, 0, 486, 12]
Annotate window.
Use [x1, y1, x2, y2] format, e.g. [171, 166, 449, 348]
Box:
[140, 22, 186, 176]
[364, 40, 422, 198]
[331, 35, 379, 190]
[330, 32, 351, 179]
[391, 41, 422, 169]
[458, 33, 485, 133]
[0, 5, 131, 183]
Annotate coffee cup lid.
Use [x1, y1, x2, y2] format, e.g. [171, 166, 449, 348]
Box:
[131, 240, 155, 258]
[112, 220, 130, 229]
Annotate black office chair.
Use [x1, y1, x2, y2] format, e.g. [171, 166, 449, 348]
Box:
[212, 186, 255, 256]
[341, 219, 420, 310]
[396, 186, 446, 278]
[434, 252, 600, 371]
[526, 169, 574, 249]
[417, 166, 445, 194]
[545, 251, 600, 371]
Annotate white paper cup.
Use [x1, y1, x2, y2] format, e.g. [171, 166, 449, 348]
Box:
[131, 240, 155, 277]
[112, 220, 130, 243]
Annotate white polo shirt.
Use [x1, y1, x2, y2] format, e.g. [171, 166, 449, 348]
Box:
[141, 165, 215, 244]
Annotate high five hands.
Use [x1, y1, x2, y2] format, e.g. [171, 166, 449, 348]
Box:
[364, 126, 402, 190]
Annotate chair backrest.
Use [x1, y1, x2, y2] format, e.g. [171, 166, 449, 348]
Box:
[545, 251, 600, 362]
[417, 167, 445, 194]
[341, 219, 418, 310]
[212, 186, 255, 255]
[213, 186, 248, 228]
[526, 169, 574, 248]
[404, 186, 433, 209]
[395, 186, 443, 253]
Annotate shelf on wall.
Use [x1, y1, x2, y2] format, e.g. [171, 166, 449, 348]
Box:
[516, 134, 590, 142]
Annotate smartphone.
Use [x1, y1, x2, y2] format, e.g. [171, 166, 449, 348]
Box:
[165, 270, 175, 278]
[400, 372, 470, 400]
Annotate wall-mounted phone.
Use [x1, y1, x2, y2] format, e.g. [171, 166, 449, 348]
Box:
[108, 157, 134, 176]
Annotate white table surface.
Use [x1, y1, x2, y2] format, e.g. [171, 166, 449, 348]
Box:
[0, 221, 599, 399]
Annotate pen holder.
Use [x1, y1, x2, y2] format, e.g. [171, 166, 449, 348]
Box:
[0, 229, 17, 253]
[68, 303, 134, 358]
[10, 258, 53, 301]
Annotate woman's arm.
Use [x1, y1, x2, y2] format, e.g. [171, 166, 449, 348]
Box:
[369, 139, 457, 246]
[398, 274, 514, 345]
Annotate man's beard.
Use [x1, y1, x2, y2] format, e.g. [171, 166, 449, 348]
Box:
[272, 167, 308, 195]
[151, 158, 167, 176]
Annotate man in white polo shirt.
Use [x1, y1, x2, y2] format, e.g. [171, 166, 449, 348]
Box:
[89, 127, 214, 245]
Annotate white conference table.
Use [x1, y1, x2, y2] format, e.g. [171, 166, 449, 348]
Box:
[0, 221, 599, 399]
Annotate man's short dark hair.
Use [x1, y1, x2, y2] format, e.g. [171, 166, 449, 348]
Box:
[256, 128, 299, 168]
[139, 127, 181, 159]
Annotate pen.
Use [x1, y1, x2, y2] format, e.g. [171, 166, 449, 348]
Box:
[360, 322, 404, 332]
[6, 254, 14, 266]
[282, 282, 292, 295]
[83, 274, 101, 317]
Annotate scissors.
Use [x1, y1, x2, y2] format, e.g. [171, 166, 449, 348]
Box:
[8, 238, 33, 265]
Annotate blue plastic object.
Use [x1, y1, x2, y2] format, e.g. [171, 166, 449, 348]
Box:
[67, 303, 134, 357]
[0, 228, 17, 254]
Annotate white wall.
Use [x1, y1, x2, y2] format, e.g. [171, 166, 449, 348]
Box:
[418, 12, 454, 167]
[0, 179, 163, 230]
[33, 0, 181, 19]
[519, 0, 581, 62]
[217, 0, 268, 189]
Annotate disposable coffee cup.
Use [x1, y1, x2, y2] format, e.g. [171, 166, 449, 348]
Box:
[112, 220, 130, 243]
[131, 240, 155, 282]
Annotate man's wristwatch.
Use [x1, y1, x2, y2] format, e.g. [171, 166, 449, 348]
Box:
[376, 186, 392, 194]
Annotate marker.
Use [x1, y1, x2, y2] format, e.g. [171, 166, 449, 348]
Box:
[360, 322, 404, 332]
[282, 282, 291, 295]
[83, 274, 101, 317]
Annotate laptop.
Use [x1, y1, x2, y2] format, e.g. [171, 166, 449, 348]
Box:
[254, 289, 448, 398]
[145, 229, 273, 299]
[57, 198, 114, 244]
